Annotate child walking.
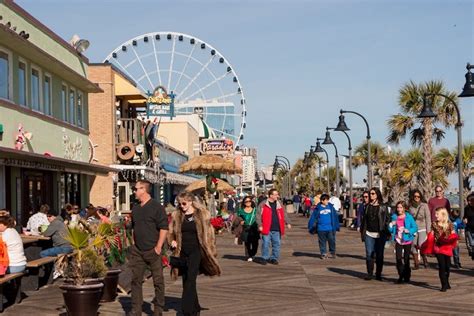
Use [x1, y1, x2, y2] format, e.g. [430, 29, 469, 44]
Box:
[449, 209, 464, 269]
[421, 207, 458, 292]
[389, 201, 418, 283]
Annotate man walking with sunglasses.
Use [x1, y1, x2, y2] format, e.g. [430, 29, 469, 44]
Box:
[428, 185, 451, 222]
[129, 180, 169, 316]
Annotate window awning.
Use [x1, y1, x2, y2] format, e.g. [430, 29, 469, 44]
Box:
[0, 146, 116, 175]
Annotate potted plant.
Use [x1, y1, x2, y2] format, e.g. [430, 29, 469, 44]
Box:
[95, 219, 131, 302]
[56, 225, 108, 316]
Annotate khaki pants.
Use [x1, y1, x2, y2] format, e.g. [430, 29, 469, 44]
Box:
[129, 245, 165, 314]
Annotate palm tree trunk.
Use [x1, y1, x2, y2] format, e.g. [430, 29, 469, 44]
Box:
[420, 118, 434, 199]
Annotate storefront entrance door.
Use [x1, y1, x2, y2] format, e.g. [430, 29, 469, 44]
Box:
[21, 171, 53, 227]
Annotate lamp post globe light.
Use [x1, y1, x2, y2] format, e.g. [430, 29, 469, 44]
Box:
[418, 63, 474, 217]
[337, 110, 372, 189]
[315, 139, 331, 194]
[322, 129, 340, 197]
[327, 126, 354, 218]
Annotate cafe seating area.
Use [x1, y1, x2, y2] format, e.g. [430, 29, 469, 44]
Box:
[0, 234, 55, 312]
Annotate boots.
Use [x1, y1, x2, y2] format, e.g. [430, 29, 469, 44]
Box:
[365, 259, 374, 280]
[412, 253, 420, 270]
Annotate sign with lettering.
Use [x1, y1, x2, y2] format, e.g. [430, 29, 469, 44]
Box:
[146, 86, 175, 118]
[0, 158, 65, 171]
[200, 139, 234, 155]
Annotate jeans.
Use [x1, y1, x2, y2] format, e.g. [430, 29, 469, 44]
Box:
[452, 246, 460, 266]
[7, 265, 26, 273]
[466, 229, 474, 258]
[40, 246, 73, 257]
[293, 202, 300, 213]
[262, 231, 281, 261]
[364, 234, 387, 277]
[129, 245, 165, 315]
[318, 230, 336, 256]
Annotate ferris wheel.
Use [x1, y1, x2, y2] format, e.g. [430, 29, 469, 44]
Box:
[104, 32, 247, 146]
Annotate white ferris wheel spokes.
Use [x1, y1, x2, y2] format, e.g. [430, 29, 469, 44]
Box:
[104, 32, 247, 146]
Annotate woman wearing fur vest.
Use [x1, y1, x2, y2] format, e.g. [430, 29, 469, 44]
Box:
[168, 191, 221, 316]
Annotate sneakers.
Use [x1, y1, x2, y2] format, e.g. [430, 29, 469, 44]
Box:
[53, 270, 61, 280]
[320, 254, 328, 260]
[268, 259, 279, 265]
[328, 253, 336, 259]
[247, 257, 253, 262]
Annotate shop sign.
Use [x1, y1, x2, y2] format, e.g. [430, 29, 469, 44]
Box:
[200, 139, 234, 155]
[146, 86, 175, 118]
[0, 158, 65, 171]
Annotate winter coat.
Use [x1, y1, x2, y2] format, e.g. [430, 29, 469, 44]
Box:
[421, 222, 458, 257]
[168, 208, 221, 281]
[389, 213, 418, 243]
[256, 200, 290, 236]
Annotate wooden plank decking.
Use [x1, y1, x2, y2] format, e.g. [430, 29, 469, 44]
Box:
[3, 214, 473, 315]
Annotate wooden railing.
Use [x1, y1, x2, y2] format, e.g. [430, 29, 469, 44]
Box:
[116, 118, 142, 145]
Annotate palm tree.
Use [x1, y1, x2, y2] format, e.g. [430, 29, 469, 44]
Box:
[434, 142, 474, 199]
[387, 80, 458, 199]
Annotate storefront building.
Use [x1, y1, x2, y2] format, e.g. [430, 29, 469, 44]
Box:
[0, 0, 111, 226]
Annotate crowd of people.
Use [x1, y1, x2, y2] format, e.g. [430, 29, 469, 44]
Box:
[1, 181, 472, 315]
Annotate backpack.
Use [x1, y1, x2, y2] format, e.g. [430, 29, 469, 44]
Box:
[0, 236, 9, 275]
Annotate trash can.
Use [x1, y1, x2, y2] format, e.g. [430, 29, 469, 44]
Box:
[284, 199, 295, 214]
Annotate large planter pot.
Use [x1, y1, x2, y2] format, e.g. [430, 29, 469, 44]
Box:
[60, 283, 104, 316]
[101, 268, 121, 302]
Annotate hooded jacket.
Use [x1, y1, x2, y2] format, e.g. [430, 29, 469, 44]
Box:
[389, 212, 418, 243]
[256, 199, 290, 236]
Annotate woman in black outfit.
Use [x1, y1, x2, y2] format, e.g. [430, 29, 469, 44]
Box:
[360, 187, 390, 281]
[168, 192, 221, 316]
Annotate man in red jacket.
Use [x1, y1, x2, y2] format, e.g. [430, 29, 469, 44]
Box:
[256, 189, 291, 265]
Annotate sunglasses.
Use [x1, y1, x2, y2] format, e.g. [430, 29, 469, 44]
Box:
[244, 200, 252, 203]
[435, 190, 442, 193]
[179, 202, 188, 206]
[370, 192, 376, 195]
[132, 186, 145, 192]
[414, 195, 421, 198]
[363, 196, 369, 198]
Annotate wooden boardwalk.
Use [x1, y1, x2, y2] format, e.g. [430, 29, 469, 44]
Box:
[4, 214, 474, 315]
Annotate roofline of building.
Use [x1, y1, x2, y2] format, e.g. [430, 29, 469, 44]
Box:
[89, 62, 139, 88]
[3, 0, 90, 64]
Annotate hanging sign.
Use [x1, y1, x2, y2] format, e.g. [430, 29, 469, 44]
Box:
[146, 86, 175, 118]
[200, 139, 234, 155]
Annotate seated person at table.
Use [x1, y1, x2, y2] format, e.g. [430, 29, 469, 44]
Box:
[26, 204, 50, 235]
[40, 209, 73, 257]
[0, 216, 27, 273]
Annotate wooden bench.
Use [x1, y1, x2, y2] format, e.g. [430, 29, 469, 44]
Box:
[23, 257, 56, 291]
[0, 272, 24, 312]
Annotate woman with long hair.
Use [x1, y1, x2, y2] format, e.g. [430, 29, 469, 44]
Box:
[168, 191, 221, 316]
[421, 207, 458, 292]
[408, 189, 431, 269]
[237, 196, 260, 262]
[360, 187, 390, 281]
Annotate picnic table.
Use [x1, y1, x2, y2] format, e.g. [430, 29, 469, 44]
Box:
[20, 235, 54, 291]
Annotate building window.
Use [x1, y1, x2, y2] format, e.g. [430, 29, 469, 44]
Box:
[77, 92, 84, 128]
[31, 68, 40, 111]
[0, 51, 9, 100]
[61, 84, 67, 121]
[69, 88, 75, 125]
[43, 75, 52, 116]
[60, 173, 81, 207]
[18, 61, 27, 106]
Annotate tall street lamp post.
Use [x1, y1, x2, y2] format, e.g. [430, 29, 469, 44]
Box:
[314, 139, 331, 194]
[337, 110, 372, 189]
[322, 129, 340, 197]
[328, 126, 354, 218]
[419, 63, 474, 217]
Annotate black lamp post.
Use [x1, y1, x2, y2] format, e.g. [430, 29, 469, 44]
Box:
[337, 110, 372, 189]
[328, 126, 354, 217]
[419, 63, 473, 217]
[322, 129, 340, 196]
[314, 139, 331, 194]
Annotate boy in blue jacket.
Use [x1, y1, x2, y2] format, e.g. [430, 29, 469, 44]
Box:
[450, 209, 464, 268]
[308, 194, 340, 259]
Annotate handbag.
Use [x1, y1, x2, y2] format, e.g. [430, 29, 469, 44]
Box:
[169, 256, 187, 269]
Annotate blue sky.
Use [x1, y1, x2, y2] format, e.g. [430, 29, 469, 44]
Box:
[17, 0, 473, 186]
